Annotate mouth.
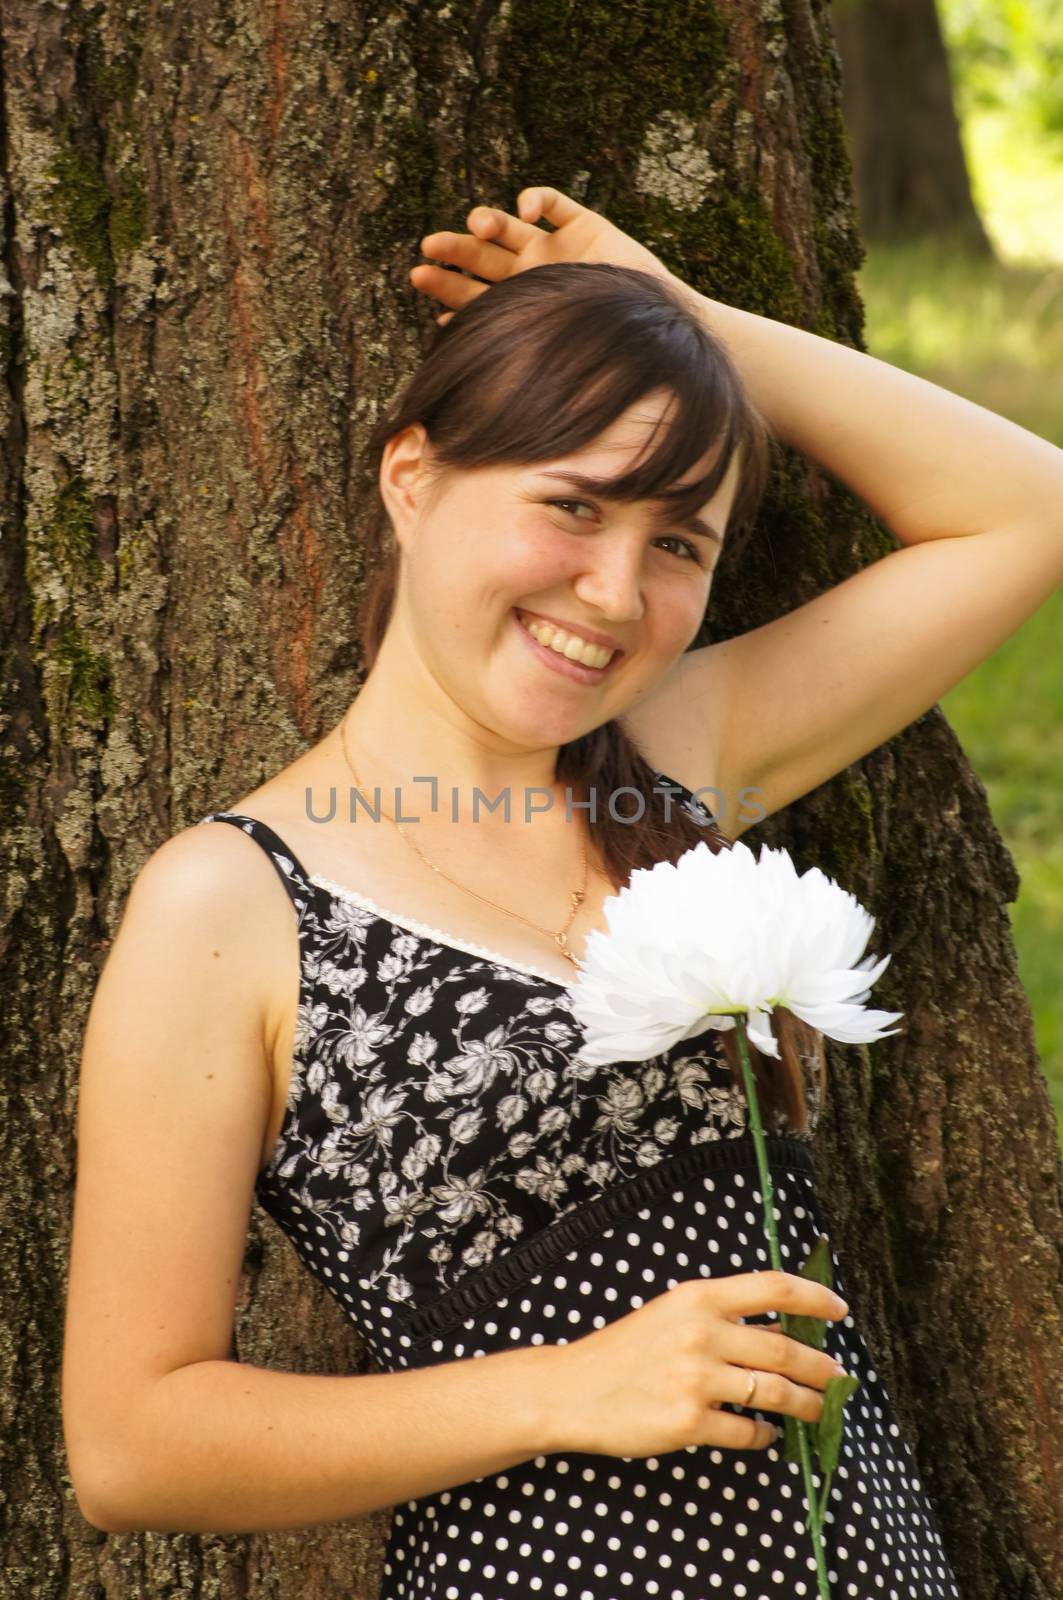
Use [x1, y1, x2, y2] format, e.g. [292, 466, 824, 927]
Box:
[512, 608, 624, 684]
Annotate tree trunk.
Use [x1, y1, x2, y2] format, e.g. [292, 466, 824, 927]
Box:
[2, 1, 1058, 1597]
[831, 0, 995, 251]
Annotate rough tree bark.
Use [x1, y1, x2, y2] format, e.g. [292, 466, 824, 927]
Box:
[1, 1, 1058, 1598]
[830, 0, 994, 251]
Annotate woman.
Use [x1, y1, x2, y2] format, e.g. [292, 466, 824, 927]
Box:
[62, 187, 1062, 1595]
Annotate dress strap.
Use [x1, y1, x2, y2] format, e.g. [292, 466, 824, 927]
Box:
[650, 768, 722, 832]
[197, 812, 314, 910]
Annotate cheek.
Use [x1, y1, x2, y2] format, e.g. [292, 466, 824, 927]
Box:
[402, 551, 475, 648]
[491, 527, 587, 604]
[402, 525, 551, 641]
[654, 580, 712, 649]
[506, 520, 572, 569]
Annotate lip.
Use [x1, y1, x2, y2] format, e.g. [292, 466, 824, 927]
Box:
[514, 607, 626, 655]
[512, 608, 623, 684]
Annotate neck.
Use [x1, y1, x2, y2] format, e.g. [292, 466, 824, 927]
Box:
[335, 659, 584, 833]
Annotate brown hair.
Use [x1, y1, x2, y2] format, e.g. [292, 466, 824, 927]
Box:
[354, 262, 826, 1135]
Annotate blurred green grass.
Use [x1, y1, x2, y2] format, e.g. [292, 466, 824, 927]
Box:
[856, 232, 1063, 1145]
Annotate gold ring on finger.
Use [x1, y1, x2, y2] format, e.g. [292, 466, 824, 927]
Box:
[745, 1369, 758, 1406]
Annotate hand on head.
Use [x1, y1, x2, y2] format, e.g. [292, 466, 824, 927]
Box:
[410, 186, 676, 326]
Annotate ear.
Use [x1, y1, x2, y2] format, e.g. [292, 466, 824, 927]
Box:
[379, 423, 439, 551]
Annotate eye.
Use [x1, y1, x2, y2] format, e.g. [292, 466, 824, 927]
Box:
[547, 497, 596, 520]
[655, 535, 704, 565]
[546, 499, 704, 566]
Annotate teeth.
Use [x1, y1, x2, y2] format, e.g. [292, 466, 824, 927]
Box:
[519, 613, 615, 669]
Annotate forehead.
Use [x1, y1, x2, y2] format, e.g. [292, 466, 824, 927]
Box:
[542, 391, 733, 495]
[519, 395, 740, 533]
[569, 390, 687, 463]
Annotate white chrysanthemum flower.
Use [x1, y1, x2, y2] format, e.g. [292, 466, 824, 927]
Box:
[569, 839, 904, 1067]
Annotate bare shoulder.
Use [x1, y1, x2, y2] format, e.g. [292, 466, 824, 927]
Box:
[121, 817, 302, 1049]
[134, 815, 277, 906]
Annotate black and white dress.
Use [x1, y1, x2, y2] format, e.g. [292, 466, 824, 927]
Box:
[198, 775, 961, 1600]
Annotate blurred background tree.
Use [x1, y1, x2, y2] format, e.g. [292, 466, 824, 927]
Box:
[832, 0, 993, 250]
[833, 0, 1063, 1143]
[937, 0, 1063, 263]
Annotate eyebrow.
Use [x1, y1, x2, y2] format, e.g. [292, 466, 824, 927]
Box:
[535, 470, 724, 544]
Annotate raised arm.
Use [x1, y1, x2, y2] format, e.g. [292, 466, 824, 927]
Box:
[633, 276, 1063, 828]
[413, 184, 1063, 552]
[410, 187, 1063, 827]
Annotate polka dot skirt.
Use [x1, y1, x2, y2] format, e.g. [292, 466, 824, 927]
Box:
[198, 805, 962, 1599]
[383, 1168, 960, 1600]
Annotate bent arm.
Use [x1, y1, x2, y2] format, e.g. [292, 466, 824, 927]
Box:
[673, 278, 1063, 555]
[86, 1345, 557, 1534]
[61, 820, 564, 1536]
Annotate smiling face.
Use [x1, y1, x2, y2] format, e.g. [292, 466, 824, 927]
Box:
[377, 388, 741, 753]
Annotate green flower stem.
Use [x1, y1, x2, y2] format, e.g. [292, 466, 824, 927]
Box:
[733, 1013, 832, 1600]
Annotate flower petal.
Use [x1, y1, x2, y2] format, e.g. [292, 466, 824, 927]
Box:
[568, 837, 904, 1068]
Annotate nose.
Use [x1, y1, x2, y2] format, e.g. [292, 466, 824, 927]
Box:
[570, 539, 646, 625]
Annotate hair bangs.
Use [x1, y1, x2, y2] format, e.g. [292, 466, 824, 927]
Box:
[432, 277, 755, 540]
[564, 376, 748, 537]
[363, 261, 772, 568]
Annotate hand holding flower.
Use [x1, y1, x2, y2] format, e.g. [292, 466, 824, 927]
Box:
[538, 1267, 850, 1461]
[567, 837, 903, 1600]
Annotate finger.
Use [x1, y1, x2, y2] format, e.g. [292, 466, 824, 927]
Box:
[723, 1361, 823, 1424]
[701, 1404, 778, 1452]
[408, 263, 489, 314]
[731, 1324, 847, 1390]
[419, 228, 518, 281]
[517, 185, 587, 228]
[708, 1271, 848, 1324]
[465, 204, 543, 255]
[723, 1365, 771, 1413]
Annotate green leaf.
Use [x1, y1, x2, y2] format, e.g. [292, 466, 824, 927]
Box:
[780, 1241, 859, 1496]
[786, 1235, 835, 1351]
[811, 1374, 862, 1525]
[800, 1234, 834, 1290]
[788, 1371, 862, 1508]
[815, 1372, 861, 1481]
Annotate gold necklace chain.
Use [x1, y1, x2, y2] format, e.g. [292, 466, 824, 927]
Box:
[339, 710, 589, 968]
